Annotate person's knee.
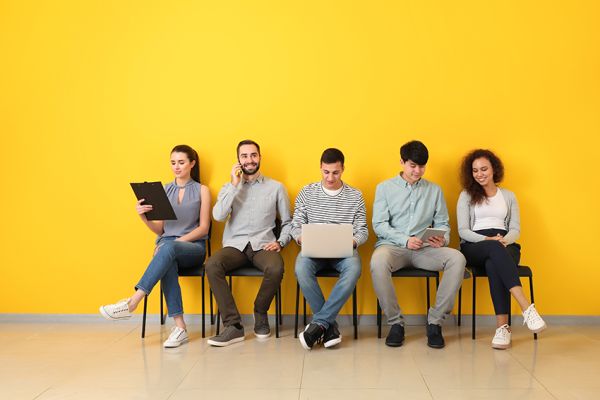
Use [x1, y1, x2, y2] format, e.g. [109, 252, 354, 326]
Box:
[446, 250, 467, 273]
[370, 250, 393, 276]
[263, 262, 284, 281]
[295, 257, 314, 283]
[205, 256, 225, 279]
[345, 260, 362, 282]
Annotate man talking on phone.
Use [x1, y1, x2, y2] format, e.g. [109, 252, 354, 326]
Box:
[370, 140, 466, 349]
[206, 139, 292, 346]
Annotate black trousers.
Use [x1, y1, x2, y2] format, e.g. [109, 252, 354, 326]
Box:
[461, 229, 521, 315]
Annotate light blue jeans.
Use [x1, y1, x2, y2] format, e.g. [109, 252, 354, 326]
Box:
[136, 237, 206, 317]
[294, 250, 362, 329]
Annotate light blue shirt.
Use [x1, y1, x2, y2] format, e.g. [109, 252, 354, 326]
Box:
[372, 175, 450, 248]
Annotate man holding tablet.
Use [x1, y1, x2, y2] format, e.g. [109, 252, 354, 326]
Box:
[370, 140, 466, 349]
[292, 148, 368, 350]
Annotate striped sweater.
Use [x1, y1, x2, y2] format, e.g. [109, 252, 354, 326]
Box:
[290, 182, 369, 247]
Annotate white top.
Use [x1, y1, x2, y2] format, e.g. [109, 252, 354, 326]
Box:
[472, 189, 508, 231]
[321, 184, 343, 196]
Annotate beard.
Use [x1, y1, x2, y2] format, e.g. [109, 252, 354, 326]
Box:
[241, 161, 260, 175]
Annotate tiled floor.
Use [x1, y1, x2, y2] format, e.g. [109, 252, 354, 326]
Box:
[1, 320, 599, 399]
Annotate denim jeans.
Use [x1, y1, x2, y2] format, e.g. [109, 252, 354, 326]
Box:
[294, 250, 362, 329]
[136, 236, 206, 317]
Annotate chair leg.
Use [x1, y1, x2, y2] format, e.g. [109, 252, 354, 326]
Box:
[529, 276, 537, 340]
[201, 274, 206, 338]
[275, 286, 280, 338]
[141, 295, 148, 338]
[303, 296, 307, 326]
[426, 277, 431, 314]
[508, 310, 512, 326]
[472, 276, 477, 340]
[377, 299, 382, 339]
[353, 287, 358, 340]
[294, 282, 300, 338]
[160, 283, 165, 325]
[458, 287, 462, 326]
[210, 289, 214, 325]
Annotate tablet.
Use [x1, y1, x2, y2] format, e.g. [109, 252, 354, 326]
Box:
[130, 181, 177, 221]
[418, 228, 446, 242]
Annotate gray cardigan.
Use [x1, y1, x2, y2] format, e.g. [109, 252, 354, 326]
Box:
[456, 187, 520, 244]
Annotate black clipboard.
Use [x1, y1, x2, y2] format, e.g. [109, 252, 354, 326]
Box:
[130, 181, 177, 221]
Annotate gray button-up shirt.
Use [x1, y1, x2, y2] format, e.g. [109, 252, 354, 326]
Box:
[372, 175, 451, 248]
[212, 174, 292, 251]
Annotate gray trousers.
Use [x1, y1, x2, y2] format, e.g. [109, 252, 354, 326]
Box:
[370, 244, 466, 326]
[205, 244, 284, 327]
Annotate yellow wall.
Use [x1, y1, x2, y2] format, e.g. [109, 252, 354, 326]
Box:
[1, 1, 598, 316]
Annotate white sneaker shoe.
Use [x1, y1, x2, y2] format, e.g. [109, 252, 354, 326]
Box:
[522, 304, 547, 333]
[492, 324, 511, 349]
[99, 299, 131, 320]
[164, 327, 189, 348]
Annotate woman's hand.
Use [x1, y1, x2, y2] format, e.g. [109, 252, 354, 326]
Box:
[136, 199, 153, 215]
[485, 234, 507, 247]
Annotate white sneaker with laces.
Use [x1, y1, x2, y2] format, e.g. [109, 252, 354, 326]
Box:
[492, 324, 511, 349]
[522, 304, 547, 333]
[99, 299, 131, 320]
[164, 327, 189, 348]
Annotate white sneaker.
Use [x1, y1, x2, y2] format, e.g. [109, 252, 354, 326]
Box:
[164, 327, 189, 348]
[522, 304, 547, 333]
[492, 324, 511, 349]
[99, 299, 131, 320]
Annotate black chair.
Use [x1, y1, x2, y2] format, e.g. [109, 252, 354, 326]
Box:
[215, 268, 282, 338]
[457, 265, 537, 340]
[294, 267, 359, 340]
[375, 267, 440, 338]
[141, 228, 213, 339]
[214, 219, 284, 338]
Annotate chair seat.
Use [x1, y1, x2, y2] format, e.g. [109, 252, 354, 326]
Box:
[226, 265, 266, 277]
[468, 265, 532, 278]
[391, 267, 439, 278]
[178, 265, 206, 277]
[315, 267, 343, 278]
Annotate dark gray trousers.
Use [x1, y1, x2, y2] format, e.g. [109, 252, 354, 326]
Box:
[205, 244, 284, 327]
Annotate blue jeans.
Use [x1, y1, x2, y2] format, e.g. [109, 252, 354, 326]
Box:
[136, 237, 206, 317]
[294, 250, 362, 329]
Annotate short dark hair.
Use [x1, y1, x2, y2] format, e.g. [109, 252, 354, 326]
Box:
[320, 148, 345, 166]
[400, 140, 429, 165]
[460, 149, 505, 205]
[237, 139, 260, 156]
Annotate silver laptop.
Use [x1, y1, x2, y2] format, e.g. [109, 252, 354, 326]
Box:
[301, 223, 354, 258]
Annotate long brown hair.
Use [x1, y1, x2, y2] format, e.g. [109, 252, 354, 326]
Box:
[171, 144, 200, 183]
[460, 149, 504, 205]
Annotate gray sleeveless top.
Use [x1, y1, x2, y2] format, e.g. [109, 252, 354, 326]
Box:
[161, 180, 205, 239]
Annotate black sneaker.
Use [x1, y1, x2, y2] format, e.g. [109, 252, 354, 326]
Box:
[299, 323, 324, 350]
[323, 323, 342, 348]
[426, 323, 445, 348]
[385, 324, 405, 347]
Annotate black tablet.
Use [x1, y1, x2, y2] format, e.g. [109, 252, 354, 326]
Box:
[130, 181, 177, 221]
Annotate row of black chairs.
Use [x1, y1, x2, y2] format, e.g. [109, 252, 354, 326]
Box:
[141, 235, 538, 341]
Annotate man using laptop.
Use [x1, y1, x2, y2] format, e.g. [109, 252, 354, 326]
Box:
[370, 140, 466, 349]
[291, 148, 368, 350]
[206, 139, 292, 346]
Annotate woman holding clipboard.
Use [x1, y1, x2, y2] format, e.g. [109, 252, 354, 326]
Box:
[100, 145, 211, 348]
[457, 149, 546, 349]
